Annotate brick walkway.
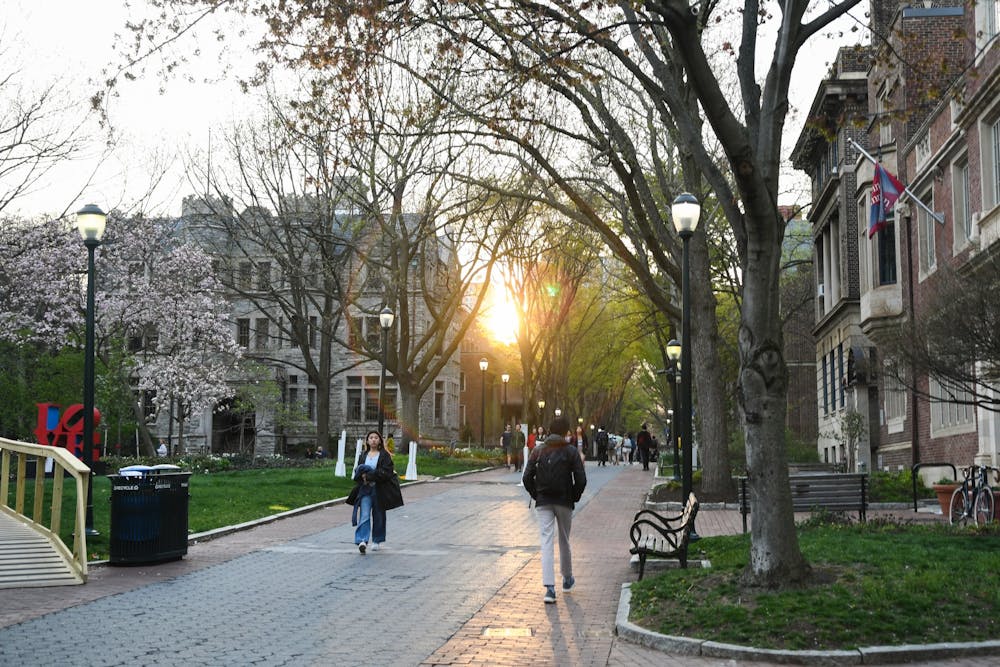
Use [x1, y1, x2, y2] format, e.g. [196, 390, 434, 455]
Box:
[1, 463, 995, 666]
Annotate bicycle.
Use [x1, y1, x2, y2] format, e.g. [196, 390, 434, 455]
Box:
[949, 464, 999, 526]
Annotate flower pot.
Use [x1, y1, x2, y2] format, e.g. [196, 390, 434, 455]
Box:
[932, 484, 958, 515]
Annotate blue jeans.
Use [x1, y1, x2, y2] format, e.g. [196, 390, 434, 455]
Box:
[354, 491, 386, 544]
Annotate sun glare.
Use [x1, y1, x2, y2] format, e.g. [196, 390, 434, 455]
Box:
[482, 286, 519, 345]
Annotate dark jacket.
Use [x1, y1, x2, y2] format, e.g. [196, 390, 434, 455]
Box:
[522, 434, 587, 508]
[346, 450, 404, 511]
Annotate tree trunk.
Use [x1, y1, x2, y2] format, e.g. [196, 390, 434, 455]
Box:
[690, 231, 732, 497]
[130, 400, 156, 457]
[739, 228, 810, 588]
[397, 385, 421, 451]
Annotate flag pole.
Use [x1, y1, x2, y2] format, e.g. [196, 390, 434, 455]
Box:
[849, 138, 944, 223]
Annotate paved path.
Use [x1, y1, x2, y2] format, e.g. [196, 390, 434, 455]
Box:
[0, 464, 994, 666]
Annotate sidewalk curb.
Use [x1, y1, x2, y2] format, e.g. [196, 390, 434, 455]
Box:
[616, 583, 1000, 664]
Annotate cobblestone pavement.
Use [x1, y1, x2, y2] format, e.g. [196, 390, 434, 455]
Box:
[0, 463, 995, 666]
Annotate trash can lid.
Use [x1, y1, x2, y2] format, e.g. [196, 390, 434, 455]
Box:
[118, 465, 155, 476]
[118, 464, 183, 476]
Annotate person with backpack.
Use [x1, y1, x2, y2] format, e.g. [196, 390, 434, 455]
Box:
[636, 423, 653, 471]
[521, 416, 587, 604]
[595, 427, 609, 466]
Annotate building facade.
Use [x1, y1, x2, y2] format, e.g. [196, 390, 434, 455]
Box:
[150, 195, 462, 456]
[796, 0, 1000, 476]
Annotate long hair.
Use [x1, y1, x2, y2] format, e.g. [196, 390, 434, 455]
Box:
[365, 430, 385, 451]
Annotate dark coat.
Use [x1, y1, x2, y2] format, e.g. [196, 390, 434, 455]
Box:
[346, 450, 404, 511]
[521, 434, 587, 508]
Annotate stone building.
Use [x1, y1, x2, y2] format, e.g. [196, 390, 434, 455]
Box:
[150, 194, 462, 456]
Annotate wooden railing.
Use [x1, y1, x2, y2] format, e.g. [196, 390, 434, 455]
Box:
[0, 437, 91, 582]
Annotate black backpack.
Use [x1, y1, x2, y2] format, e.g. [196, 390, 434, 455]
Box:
[534, 447, 570, 497]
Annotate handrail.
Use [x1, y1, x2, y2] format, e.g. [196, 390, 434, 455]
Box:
[911, 462, 957, 513]
[0, 437, 91, 581]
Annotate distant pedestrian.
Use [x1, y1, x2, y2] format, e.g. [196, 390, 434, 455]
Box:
[522, 416, 587, 604]
[595, 427, 609, 466]
[500, 424, 513, 470]
[157, 439, 168, 457]
[623, 433, 634, 464]
[347, 430, 404, 554]
[386, 434, 395, 454]
[571, 424, 588, 462]
[636, 423, 653, 471]
[512, 421, 526, 472]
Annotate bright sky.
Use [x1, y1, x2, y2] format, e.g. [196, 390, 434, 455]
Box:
[2, 1, 868, 219]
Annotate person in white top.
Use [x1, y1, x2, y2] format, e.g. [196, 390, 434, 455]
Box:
[347, 431, 404, 553]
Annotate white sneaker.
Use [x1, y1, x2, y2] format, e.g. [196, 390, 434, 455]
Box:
[358, 542, 367, 554]
[371, 543, 380, 551]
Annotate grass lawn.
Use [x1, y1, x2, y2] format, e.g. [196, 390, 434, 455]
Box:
[9, 452, 497, 562]
[629, 517, 1000, 650]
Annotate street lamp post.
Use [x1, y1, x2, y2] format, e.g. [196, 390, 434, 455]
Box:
[672, 192, 700, 539]
[554, 408, 562, 418]
[479, 358, 489, 448]
[666, 339, 682, 481]
[501, 373, 510, 426]
[537, 399, 545, 429]
[377, 307, 394, 437]
[77, 204, 107, 537]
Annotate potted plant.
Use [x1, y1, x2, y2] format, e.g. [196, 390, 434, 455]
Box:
[932, 478, 959, 515]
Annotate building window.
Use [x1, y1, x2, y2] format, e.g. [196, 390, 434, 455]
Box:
[993, 118, 1000, 208]
[460, 372, 466, 392]
[876, 218, 897, 286]
[883, 369, 907, 427]
[347, 377, 362, 420]
[953, 160, 972, 248]
[821, 352, 829, 416]
[877, 86, 893, 146]
[237, 318, 250, 348]
[917, 188, 936, 275]
[347, 375, 396, 423]
[829, 349, 837, 413]
[238, 262, 253, 290]
[365, 315, 381, 351]
[837, 343, 845, 409]
[289, 387, 300, 413]
[255, 318, 269, 350]
[434, 380, 445, 425]
[257, 261, 271, 291]
[977, 0, 999, 52]
[309, 316, 318, 349]
[929, 376, 975, 435]
[307, 387, 316, 421]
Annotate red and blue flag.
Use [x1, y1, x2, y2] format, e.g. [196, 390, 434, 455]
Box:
[869, 163, 906, 238]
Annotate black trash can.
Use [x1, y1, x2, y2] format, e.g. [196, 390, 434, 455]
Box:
[108, 465, 191, 565]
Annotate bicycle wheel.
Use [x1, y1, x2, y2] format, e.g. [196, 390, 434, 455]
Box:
[949, 486, 969, 524]
[973, 488, 995, 526]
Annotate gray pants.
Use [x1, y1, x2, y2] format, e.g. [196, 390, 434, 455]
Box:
[535, 503, 573, 587]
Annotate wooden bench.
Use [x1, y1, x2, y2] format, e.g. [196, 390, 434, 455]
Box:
[628, 492, 699, 580]
[738, 473, 868, 533]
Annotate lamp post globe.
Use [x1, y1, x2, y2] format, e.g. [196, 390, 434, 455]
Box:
[537, 399, 545, 429]
[377, 307, 394, 437]
[77, 204, 107, 537]
[670, 193, 700, 538]
[479, 358, 488, 448]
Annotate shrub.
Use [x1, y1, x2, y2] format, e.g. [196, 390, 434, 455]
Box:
[868, 469, 932, 502]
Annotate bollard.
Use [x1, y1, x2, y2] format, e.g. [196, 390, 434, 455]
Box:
[405, 441, 418, 479]
[335, 430, 347, 477]
[353, 439, 363, 472]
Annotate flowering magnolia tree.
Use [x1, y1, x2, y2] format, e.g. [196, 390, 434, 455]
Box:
[0, 213, 242, 455]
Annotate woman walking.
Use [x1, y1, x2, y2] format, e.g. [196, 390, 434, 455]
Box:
[347, 431, 404, 553]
